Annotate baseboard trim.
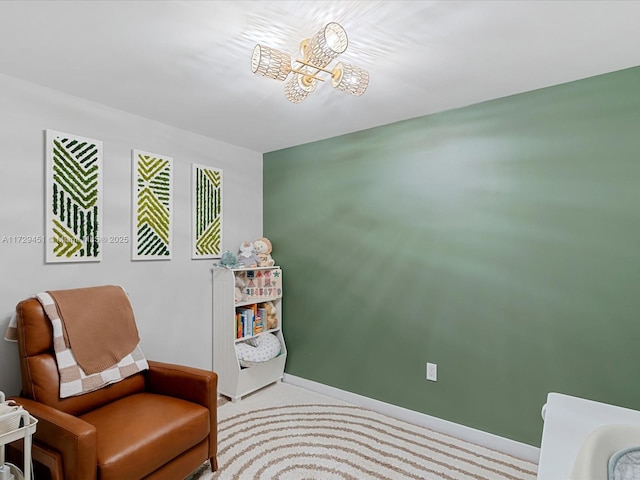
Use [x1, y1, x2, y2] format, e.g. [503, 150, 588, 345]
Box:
[283, 373, 540, 463]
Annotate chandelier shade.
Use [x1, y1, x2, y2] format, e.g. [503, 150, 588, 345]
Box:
[251, 22, 368, 103]
[331, 62, 369, 96]
[305, 22, 348, 69]
[284, 73, 317, 104]
[251, 45, 292, 81]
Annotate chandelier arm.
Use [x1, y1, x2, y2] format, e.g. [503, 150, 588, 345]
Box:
[290, 69, 325, 82]
[293, 59, 334, 75]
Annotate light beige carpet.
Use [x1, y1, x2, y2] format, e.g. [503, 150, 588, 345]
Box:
[190, 382, 538, 480]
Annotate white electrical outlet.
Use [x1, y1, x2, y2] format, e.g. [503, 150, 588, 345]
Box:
[426, 362, 437, 381]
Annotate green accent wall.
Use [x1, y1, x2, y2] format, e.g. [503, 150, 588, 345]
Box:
[263, 66, 640, 447]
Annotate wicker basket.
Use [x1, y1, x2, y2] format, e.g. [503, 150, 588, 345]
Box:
[0, 401, 23, 435]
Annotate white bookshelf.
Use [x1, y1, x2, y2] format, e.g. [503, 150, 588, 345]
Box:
[212, 266, 287, 402]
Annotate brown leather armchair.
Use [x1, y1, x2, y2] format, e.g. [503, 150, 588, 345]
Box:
[9, 296, 218, 480]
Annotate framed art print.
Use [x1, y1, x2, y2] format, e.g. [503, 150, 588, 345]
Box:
[132, 150, 173, 260]
[45, 129, 103, 263]
[191, 163, 222, 259]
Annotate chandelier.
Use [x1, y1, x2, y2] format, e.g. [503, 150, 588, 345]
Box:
[251, 22, 369, 103]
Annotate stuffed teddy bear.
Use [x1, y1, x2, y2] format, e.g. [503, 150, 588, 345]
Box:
[237, 241, 260, 268]
[261, 301, 278, 330]
[253, 237, 275, 267]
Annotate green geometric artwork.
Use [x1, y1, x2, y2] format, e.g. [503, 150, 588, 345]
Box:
[132, 150, 173, 260]
[191, 163, 223, 259]
[45, 130, 103, 263]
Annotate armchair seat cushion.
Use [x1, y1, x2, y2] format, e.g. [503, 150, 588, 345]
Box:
[79, 392, 210, 480]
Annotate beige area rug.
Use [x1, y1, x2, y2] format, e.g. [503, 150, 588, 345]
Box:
[190, 383, 538, 480]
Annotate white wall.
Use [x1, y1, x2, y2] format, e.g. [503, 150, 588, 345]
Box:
[0, 74, 263, 396]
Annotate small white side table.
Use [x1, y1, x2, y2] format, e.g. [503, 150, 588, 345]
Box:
[0, 392, 38, 480]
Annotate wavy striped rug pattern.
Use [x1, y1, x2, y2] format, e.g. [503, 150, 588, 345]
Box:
[202, 403, 537, 480]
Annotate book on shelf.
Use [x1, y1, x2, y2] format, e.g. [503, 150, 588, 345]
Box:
[257, 307, 267, 329]
[235, 305, 265, 338]
[254, 314, 264, 334]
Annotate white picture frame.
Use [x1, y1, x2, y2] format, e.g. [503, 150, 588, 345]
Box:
[131, 149, 174, 260]
[45, 129, 103, 263]
[191, 163, 223, 259]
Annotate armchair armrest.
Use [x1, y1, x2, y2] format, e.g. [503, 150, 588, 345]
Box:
[145, 360, 218, 468]
[145, 360, 217, 407]
[9, 397, 97, 480]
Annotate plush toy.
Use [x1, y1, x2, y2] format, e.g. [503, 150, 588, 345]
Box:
[261, 301, 278, 330]
[234, 275, 246, 303]
[253, 237, 275, 267]
[237, 241, 260, 268]
[219, 250, 240, 268]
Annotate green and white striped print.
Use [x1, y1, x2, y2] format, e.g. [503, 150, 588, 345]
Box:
[132, 150, 173, 260]
[46, 130, 103, 263]
[192, 163, 222, 258]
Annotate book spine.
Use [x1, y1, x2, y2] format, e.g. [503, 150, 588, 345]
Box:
[241, 310, 247, 338]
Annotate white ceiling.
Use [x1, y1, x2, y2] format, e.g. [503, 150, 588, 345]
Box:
[1, 1, 640, 153]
